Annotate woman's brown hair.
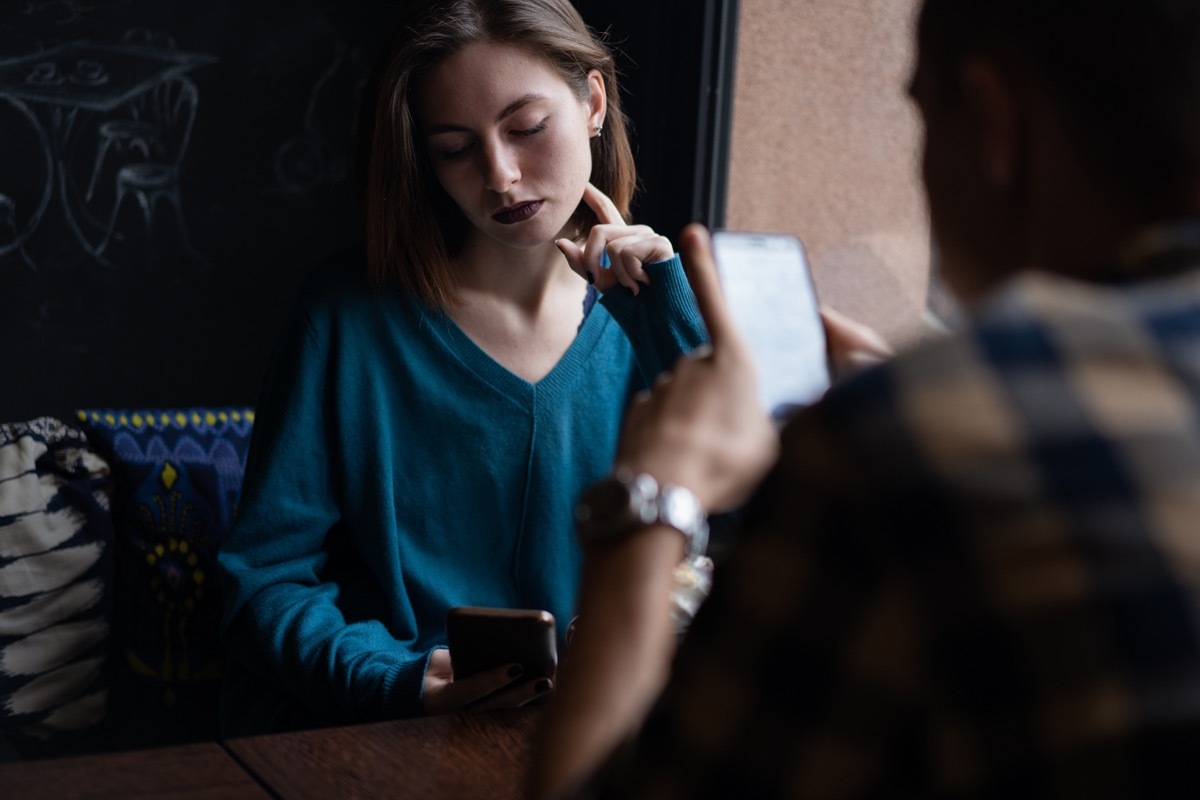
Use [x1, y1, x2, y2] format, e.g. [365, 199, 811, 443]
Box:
[362, 0, 637, 307]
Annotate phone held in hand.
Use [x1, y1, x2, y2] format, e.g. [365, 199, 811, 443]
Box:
[446, 606, 558, 681]
[711, 230, 831, 419]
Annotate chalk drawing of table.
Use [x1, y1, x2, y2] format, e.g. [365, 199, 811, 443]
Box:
[0, 40, 216, 267]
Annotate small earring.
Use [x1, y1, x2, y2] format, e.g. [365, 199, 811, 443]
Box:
[593, 123, 603, 138]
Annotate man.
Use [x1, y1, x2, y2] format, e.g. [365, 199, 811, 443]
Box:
[530, 0, 1200, 797]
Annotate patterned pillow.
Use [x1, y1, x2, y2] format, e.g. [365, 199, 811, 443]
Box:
[74, 408, 253, 748]
[0, 417, 114, 742]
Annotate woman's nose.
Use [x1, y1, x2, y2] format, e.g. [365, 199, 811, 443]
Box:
[482, 142, 520, 192]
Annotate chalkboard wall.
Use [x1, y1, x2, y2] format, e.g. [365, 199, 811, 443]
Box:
[0, 0, 734, 423]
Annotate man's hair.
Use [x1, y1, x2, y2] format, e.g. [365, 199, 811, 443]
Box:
[360, 0, 636, 307]
[918, 0, 1200, 214]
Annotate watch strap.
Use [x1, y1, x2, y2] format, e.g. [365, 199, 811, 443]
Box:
[576, 468, 709, 557]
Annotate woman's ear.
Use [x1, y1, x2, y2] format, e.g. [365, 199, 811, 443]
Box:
[959, 58, 1017, 189]
[586, 69, 607, 133]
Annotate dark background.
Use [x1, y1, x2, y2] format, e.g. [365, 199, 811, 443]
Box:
[0, 0, 736, 423]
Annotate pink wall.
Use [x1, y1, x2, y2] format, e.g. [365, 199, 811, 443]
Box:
[725, 0, 930, 345]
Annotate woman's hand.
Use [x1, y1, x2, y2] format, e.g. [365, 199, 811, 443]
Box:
[556, 183, 673, 296]
[421, 648, 552, 715]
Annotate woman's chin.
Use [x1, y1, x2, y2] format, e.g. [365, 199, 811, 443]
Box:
[492, 214, 576, 249]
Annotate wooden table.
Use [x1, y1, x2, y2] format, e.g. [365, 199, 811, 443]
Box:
[0, 741, 270, 799]
[226, 706, 540, 800]
[0, 707, 541, 799]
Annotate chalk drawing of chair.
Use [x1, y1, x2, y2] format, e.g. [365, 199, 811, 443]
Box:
[97, 74, 198, 261]
[84, 29, 180, 203]
[85, 116, 158, 203]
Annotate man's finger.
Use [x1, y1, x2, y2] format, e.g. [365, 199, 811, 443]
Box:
[582, 182, 625, 226]
[679, 224, 740, 353]
[820, 307, 893, 356]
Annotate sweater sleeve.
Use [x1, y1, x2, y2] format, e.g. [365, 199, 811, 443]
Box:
[597, 254, 709, 385]
[215, 293, 431, 725]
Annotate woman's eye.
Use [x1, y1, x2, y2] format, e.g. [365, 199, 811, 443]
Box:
[438, 142, 473, 160]
[514, 121, 547, 137]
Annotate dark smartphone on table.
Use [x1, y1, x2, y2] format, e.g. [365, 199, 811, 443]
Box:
[711, 230, 831, 420]
[446, 606, 558, 681]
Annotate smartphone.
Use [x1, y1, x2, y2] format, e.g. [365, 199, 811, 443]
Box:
[446, 606, 557, 681]
[711, 230, 831, 418]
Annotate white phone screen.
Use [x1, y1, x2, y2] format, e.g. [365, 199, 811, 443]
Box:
[712, 231, 830, 417]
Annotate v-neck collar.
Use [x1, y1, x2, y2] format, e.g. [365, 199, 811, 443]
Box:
[421, 295, 613, 407]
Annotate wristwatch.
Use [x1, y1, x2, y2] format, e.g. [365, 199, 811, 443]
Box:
[575, 468, 709, 558]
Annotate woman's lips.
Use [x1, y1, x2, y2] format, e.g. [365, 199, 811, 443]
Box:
[492, 200, 543, 225]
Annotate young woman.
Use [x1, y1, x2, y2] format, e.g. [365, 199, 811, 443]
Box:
[215, 0, 707, 734]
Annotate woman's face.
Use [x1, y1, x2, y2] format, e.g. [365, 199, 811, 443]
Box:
[416, 41, 605, 253]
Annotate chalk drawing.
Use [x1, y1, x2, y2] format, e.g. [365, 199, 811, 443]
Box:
[273, 42, 369, 195]
[0, 36, 216, 269]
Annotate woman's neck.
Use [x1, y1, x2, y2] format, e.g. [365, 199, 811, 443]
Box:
[453, 236, 570, 311]
[445, 234, 589, 383]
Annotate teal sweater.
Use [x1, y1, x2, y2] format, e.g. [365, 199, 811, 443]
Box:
[216, 251, 706, 733]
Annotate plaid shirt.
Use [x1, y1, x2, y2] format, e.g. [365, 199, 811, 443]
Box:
[594, 257, 1200, 798]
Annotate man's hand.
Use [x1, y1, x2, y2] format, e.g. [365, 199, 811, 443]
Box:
[821, 306, 894, 378]
[528, 224, 780, 800]
[615, 223, 779, 512]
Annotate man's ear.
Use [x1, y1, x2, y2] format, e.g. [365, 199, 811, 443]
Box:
[959, 58, 1018, 189]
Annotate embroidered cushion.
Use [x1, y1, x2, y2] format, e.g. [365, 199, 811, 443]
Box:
[74, 408, 253, 748]
[0, 417, 114, 742]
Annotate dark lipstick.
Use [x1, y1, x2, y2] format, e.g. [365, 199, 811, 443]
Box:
[493, 200, 543, 225]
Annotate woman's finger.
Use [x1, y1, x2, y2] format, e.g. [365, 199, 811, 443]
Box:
[559, 237, 619, 291]
[581, 182, 625, 226]
[581, 227, 611, 279]
[582, 226, 638, 291]
[614, 249, 648, 294]
[609, 233, 672, 284]
[594, 227, 671, 294]
[607, 227, 671, 256]
[426, 659, 525, 714]
[468, 676, 554, 713]
[556, 238, 586, 277]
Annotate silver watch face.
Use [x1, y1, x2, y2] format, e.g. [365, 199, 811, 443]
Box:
[628, 473, 660, 525]
[660, 485, 701, 529]
[577, 472, 707, 557]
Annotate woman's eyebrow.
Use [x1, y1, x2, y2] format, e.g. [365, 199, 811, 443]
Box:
[426, 93, 548, 135]
[495, 93, 546, 122]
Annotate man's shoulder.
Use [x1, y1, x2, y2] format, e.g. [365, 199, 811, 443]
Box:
[969, 267, 1200, 352]
[853, 268, 1200, 400]
[798, 268, 1200, 487]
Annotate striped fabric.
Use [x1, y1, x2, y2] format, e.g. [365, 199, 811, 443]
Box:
[0, 418, 113, 740]
[596, 265, 1200, 798]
